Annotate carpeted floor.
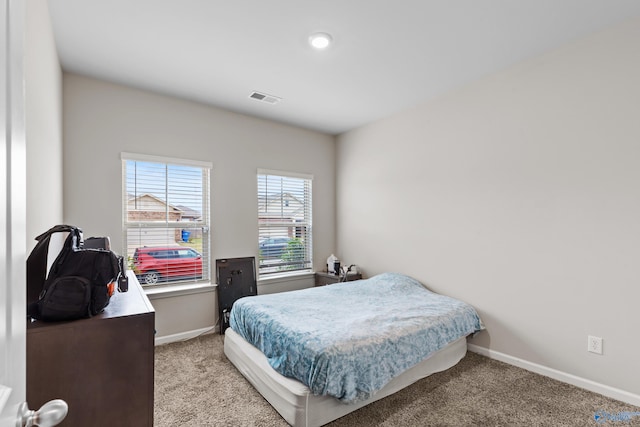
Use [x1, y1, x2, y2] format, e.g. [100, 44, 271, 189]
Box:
[154, 334, 639, 426]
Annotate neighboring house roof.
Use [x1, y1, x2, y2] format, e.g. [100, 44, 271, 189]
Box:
[127, 193, 182, 213]
[175, 204, 202, 221]
[127, 194, 202, 220]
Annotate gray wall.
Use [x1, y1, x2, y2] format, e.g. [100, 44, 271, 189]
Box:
[337, 18, 640, 397]
[62, 74, 336, 339]
[25, 0, 63, 245]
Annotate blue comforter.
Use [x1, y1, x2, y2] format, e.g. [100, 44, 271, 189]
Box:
[229, 272, 484, 403]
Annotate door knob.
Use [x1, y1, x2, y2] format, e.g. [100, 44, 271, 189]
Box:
[16, 399, 68, 427]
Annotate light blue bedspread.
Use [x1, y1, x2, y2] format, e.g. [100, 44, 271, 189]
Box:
[229, 272, 484, 403]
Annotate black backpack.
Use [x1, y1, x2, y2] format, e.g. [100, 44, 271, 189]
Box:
[27, 225, 126, 321]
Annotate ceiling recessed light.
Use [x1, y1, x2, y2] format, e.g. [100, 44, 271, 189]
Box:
[309, 32, 332, 50]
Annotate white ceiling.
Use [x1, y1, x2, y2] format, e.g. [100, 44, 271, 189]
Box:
[47, 0, 640, 135]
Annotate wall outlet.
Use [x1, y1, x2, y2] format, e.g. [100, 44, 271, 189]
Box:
[588, 335, 603, 355]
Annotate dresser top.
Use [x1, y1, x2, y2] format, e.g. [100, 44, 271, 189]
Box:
[28, 272, 154, 330]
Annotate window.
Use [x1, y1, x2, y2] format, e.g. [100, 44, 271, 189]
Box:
[122, 153, 211, 286]
[257, 169, 312, 276]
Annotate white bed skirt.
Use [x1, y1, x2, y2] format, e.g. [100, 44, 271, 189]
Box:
[224, 328, 468, 427]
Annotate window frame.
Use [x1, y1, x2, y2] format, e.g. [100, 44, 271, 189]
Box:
[122, 152, 212, 288]
[257, 169, 313, 278]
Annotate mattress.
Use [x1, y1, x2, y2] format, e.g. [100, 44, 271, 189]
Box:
[224, 328, 467, 427]
[229, 273, 484, 403]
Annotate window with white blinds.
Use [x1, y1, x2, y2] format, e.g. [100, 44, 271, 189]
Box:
[257, 170, 312, 276]
[122, 153, 211, 287]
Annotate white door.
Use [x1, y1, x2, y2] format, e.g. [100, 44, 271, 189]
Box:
[0, 0, 27, 425]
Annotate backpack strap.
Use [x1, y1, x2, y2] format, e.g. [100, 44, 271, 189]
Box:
[34, 224, 82, 243]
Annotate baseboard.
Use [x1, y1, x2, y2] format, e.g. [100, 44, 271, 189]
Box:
[155, 326, 216, 346]
[467, 344, 640, 407]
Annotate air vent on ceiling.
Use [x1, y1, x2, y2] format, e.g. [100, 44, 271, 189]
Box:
[249, 91, 282, 105]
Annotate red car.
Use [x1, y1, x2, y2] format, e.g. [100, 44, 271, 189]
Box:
[133, 246, 203, 285]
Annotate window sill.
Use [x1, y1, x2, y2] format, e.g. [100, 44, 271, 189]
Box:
[258, 270, 314, 286]
[144, 282, 217, 300]
[142, 271, 313, 298]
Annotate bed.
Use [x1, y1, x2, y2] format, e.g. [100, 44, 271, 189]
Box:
[224, 272, 484, 426]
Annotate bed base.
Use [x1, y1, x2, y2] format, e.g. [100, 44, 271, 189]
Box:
[223, 328, 467, 427]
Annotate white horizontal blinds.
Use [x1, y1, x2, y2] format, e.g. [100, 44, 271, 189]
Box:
[123, 155, 211, 286]
[257, 171, 313, 275]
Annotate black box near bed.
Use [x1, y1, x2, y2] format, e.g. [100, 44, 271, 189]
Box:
[216, 257, 257, 334]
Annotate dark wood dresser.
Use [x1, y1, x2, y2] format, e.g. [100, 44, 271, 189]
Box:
[27, 272, 155, 426]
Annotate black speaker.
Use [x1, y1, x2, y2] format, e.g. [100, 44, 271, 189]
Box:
[216, 257, 256, 334]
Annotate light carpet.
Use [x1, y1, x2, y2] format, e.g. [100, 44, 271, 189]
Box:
[154, 334, 639, 426]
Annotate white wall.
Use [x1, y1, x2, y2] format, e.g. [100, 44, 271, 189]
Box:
[337, 18, 640, 398]
[63, 74, 336, 338]
[25, 0, 63, 245]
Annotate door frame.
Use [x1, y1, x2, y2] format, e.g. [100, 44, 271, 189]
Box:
[0, 0, 27, 423]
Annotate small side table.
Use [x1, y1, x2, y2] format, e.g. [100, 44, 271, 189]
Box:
[315, 271, 362, 286]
